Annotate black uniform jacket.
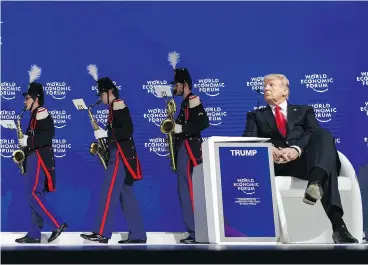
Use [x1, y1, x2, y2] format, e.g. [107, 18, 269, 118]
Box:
[106, 98, 142, 184]
[174, 93, 209, 167]
[25, 106, 56, 192]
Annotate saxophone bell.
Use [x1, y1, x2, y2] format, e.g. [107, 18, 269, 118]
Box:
[160, 99, 176, 134]
[89, 142, 99, 155]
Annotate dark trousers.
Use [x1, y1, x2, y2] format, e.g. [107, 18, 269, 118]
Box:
[274, 128, 343, 216]
[93, 146, 146, 240]
[25, 152, 64, 239]
[176, 141, 195, 238]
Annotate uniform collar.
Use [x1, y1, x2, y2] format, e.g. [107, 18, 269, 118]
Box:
[31, 105, 41, 115]
[184, 92, 193, 101]
[109, 97, 119, 108]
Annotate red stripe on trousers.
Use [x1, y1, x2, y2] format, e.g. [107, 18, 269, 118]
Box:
[99, 150, 119, 235]
[184, 140, 198, 167]
[32, 157, 60, 228]
[35, 150, 55, 192]
[111, 128, 141, 180]
[115, 142, 141, 180]
[187, 160, 194, 212]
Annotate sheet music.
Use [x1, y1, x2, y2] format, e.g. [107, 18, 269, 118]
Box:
[0, 120, 16, 130]
[72, 98, 88, 110]
[154, 85, 173, 98]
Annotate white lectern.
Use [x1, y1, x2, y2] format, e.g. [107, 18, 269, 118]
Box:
[193, 136, 280, 244]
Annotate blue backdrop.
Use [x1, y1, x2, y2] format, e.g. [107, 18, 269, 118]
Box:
[1, 1, 368, 233]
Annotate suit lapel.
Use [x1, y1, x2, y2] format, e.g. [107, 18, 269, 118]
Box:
[286, 105, 298, 135]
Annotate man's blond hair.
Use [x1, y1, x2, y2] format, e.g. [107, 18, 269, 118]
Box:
[264, 74, 290, 99]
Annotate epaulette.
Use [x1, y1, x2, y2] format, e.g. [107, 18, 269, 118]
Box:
[188, 95, 201, 108]
[36, 107, 49, 120]
[113, 99, 126, 110]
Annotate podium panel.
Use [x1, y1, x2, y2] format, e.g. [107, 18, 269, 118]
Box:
[194, 137, 280, 244]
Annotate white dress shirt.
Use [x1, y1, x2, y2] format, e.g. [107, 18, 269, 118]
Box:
[268, 101, 302, 156]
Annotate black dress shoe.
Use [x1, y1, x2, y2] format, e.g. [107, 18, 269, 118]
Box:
[180, 237, 197, 244]
[118, 239, 147, 244]
[332, 225, 359, 244]
[80, 233, 108, 243]
[15, 235, 40, 244]
[48, 223, 68, 243]
[303, 181, 323, 205]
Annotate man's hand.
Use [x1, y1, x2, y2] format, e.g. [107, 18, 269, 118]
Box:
[94, 128, 107, 139]
[19, 135, 28, 147]
[280, 148, 299, 162]
[272, 147, 287, 164]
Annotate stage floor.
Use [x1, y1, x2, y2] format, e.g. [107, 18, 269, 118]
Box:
[1, 244, 367, 264]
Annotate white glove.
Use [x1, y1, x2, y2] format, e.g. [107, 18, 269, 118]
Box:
[94, 128, 108, 139]
[174, 123, 183, 134]
[19, 135, 28, 147]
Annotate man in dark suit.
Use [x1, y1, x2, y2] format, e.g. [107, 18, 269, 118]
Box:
[242, 74, 358, 244]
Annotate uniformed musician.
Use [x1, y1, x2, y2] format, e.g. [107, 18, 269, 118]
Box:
[171, 68, 210, 244]
[80, 75, 147, 244]
[15, 66, 67, 244]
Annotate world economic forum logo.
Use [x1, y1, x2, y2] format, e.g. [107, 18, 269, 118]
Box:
[309, 103, 337, 123]
[142, 80, 171, 98]
[193, 78, 224, 97]
[301, 74, 334, 93]
[44, 82, 72, 100]
[49, 109, 72, 129]
[143, 108, 167, 126]
[144, 137, 169, 156]
[233, 177, 259, 195]
[0, 138, 19, 158]
[0, 82, 22, 100]
[205, 106, 227, 126]
[0, 110, 19, 121]
[93, 109, 109, 127]
[246, 76, 264, 94]
[52, 138, 72, 158]
[356, 72, 368, 86]
[360, 101, 368, 116]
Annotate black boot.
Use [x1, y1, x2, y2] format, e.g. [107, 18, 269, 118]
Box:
[332, 225, 359, 244]
[180, 236, 196, 244]
[80, 233, 108, 243]
[48, 223, 68, 243]
[118, 239, 146, 244]
[15, 235, 40, 244]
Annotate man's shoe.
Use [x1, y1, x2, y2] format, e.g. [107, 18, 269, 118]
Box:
[48, 223, 68, 243]
[80, 233, 108, 243]
[15, 235, 40, 244]
[180, 237, 196, 244]
[332, 225, 359, 244]
[303, 181, 323, 205]
[118, 239, 146, 244]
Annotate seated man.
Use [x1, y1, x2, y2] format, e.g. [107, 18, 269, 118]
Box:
[242, 74, 358, 244]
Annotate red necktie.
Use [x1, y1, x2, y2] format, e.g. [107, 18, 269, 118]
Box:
[274, 105, 286, 136]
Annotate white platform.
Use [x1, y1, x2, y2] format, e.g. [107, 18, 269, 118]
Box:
[0, 232, 189, 245]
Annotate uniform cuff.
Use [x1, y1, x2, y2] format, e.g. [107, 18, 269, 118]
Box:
[174, 124, 183, 134]
[290, 145, 302, 156]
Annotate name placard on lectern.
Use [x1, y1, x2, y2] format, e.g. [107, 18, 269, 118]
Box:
[193, 136, 280, 244]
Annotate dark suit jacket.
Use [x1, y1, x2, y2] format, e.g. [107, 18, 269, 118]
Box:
[242, 103, 320, 152]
